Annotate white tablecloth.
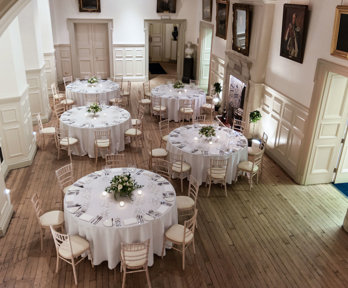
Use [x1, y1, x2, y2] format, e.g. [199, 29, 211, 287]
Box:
[60, 106, 131, 157]
[166, 124, 248, 185]
[66, 80, 120, 106]
[151, 84, 206, 122]
[64, 168, 177, 269]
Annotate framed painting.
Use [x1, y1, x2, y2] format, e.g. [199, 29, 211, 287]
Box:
[232, 4, 251, 56]
[157, 0, 176, 13]
[202, 0, 213, 22]
[280, 4, 308, 63]
[331, 6, 348, 60]
[78, 0, 100, 13]
[216, 0, 229, 40]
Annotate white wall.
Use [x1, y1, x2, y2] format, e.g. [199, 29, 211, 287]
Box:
[265, 0, 348, 108]
[50, 0, 201, 45]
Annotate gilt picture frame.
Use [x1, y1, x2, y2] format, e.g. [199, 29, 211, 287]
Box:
[331, 6, 348, 60]
[157, 0, 176, 13]
[203, 0, 213, 22]
[232, 4, 251, 56]
[216, 0, 229, 40]
[78, 0, 101, 13]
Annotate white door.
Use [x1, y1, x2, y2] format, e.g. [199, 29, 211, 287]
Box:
[335, 121, 348, 183]
[149, 23, 162, 62]
[199, 25, 213, 92]
[305, 72, 348, 184]
[75, 23, 109, 78]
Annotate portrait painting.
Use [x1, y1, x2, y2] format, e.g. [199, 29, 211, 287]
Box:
[216, 0, 229, 40]
[331, 6, 348, 60]
[280, 4, 308, 63]
[78, 0, 100, 12]
[202, 0, 213, 22]
[157, 0, 176, 13]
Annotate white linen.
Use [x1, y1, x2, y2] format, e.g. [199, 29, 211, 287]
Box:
[166, 124, 248, 185]
[151, 84, 206, 122]
[64, 168, 177, 269]
[66, 80, 120, 106]
[60, 105, 131, 157]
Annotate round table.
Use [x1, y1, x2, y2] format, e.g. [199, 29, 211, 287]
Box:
[64, 168, 177, 269]
[66, 80, 120, 106]
[60, 105, 131, 157]
[151, 84, 206, 122]
[166, 124, 248, 185]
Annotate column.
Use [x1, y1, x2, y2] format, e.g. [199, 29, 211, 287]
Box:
[18, 0, 51, 122]
[37, 0, 57, 95]
[0, 18, 36, 184]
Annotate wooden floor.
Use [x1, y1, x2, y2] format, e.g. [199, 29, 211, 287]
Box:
[1, 77, 348, 287]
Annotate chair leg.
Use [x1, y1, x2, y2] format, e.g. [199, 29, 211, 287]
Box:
[182, 245, 185, 270]
[55, 252, 60, 273]
[122, 269, 126, 288]
[71, 260, 78, 285]
[89, 249, 94, 268]
[40, 229, 44, 251]
[224, 181, 227, 197]
[180, 177, 183, 194]
[145, 268, 152, 288]
[192, 239, 196, 254]
[207, 178, 212, 197]
[95, 146, 98, 165]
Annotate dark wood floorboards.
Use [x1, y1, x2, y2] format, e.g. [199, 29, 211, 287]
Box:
[1, 78, 348, 287]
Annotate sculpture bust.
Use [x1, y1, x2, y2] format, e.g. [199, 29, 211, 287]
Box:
[172, 26, 178, 41]
[185, 42, 194, 58]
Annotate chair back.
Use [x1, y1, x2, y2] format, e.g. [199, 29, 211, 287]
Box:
[51, 83, 59, 96]
[113, 76, 123, 89]
[36, 114, 44, 132]
[209, 158, 228, 176]
[188, 175, 200, 206]
[121, 239, 150, 269]
[158, 119, 169, 137]
[137, 104, 145, 120]
[63, 76, 73, 89]
[233, 119, 246, 134]
[54, 103, 66, 119]
[152, 96, 162, 108]
[260, 132, 268, 150]
[94, 129, 111, 142]
[50, 226, 73, 259]
[251, 150, 264, 172]
[55, 163, 73, 191]
[123, 81, 131, 94]
[180, 99, 194, 111]
[31, 193, 43, 219]
[105, 153, 125, 168]
[152, 158, 171, 180]
[170, 152, 185, 173]
[183, 209, 198, 244]
[143, 81, 151, 95]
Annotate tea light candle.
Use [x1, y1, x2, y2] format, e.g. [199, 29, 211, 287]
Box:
[184, 89, 187, 92]
[119, 201, 125, 207]
[209, 141, 213, 145]
[137, 189, 143, 195]
[102, 191, 107, 197]
[84, 113, 88, 116]
[217, 135, 220, 139]
[194, 137, 198, 140]
[103, 113, 106, 116]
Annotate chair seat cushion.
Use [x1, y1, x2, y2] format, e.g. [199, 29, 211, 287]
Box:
[180, 107, 193, 113]
[165, 224, 193, 243]
[41, 127, 56, 134]
[40, 210, 64, 227]
[54, 93, 65, 100]
[96, 139, 110, 148]
[109, 98, 122, 104]
[144, 92, 152, 98]
[131, 119, 142, 126]
[63, 185, 73, 195]
[202, 103, 213, 109]
[60, 137, 78, 146]
[123, 91, 130, 97]
[248, 147, 262, 156]
[125, 128, 142, 136]
[59, 235, 90, 259]
[176, 196, 195, 210]
[162, 135, 168, 142]
[151, 148, 168, 157]
[60, 99, 74, 105]
[122, 250, 147, 267]
[238, 161, 259, 172]
[140, 99, 151, 104]
[153, 105, 166, 112]
[172, 161, 191, 173]
[207, 167, 226, 179]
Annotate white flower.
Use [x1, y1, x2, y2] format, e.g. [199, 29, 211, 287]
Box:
[118, 184, 123, 190]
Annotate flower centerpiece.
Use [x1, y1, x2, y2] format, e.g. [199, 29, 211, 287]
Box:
[105, 173, 143, 200]
[87, 76, 98, 84]
[249, 110, 262, 138]
[199, 125, 216, 140]
[173, 80, 184, 89]
[87, 103, 102, 116]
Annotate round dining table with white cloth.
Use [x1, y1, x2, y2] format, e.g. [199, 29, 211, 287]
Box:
[66, 80, 120, 106]
[151, 84, 206, 122]
[59, 105, 131, 157]
[166, 124, 248, 185]
[64, 168, 177, 269]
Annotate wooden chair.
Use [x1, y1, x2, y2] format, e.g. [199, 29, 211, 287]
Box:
[143, 80, 151, 99]
[63, 76, 73, 90]
[60, 94, 75, 110]
[234, 107, 244, 120]
[176, 175, 200, 220]
[94, 129, 111, 165]
[51, 83, 65, 102]
[35, 113, 55, 149]
[122, 81, 131, 107]
[55, 163, 74, 196]
[151, 96, 166, 121]
[53, 102, 66, 119]
[233, 118, 246, 134]
[248, 132, 268, 175]
[125, 122, 143, 149]
[206, 158, 228, 197]
[146, 137, 168, 170]
[131, 104, 145, 129]
[50, 226, 94, 286]
[161, 209, 198, 270]
[31, 193, 64, 251]
[170, 152, 191, 193]
[105, 153, 125, 168]
[151, 158, 171, 181]
[55, 127, 78, 161]
[113, 76, 123, 87]
[111, 96, 128, 109]
[236, 150, 264, 190]
[137, 89, 152, 110]
[119, 239, 151, 288]
[179, 99, 195, 124]
[201, 103, 214, 123]
[158, 119, 170, 148]
[193, 114, 206, 124]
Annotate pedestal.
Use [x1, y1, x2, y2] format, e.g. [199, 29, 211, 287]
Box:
[182, 58, 193, 83]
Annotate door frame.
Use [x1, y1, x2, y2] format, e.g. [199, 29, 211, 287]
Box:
[67, 18, 113, 79]
[299, 59, 348, 184]
[197, 21, 214, 92]
[144, 19, 186, 81]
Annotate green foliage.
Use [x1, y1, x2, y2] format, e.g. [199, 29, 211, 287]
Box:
[249, 110, 262, 123]
[173, 81, 185, 89]
[199, 125, 216, 138]
[87, 77, 98, 84]
[87, 103, 102, 114]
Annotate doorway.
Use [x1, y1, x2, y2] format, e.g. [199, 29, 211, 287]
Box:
[197, 21, 213, 93]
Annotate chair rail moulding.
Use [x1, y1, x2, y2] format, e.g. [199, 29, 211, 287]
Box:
[113, 44, 146, 82]
[67, 18, 114, 79]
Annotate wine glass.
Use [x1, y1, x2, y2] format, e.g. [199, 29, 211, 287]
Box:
[103, 165, 111, 176]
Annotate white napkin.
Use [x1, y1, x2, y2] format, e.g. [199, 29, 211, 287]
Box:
[65, 195, 75, 202]
[143, 214, 154, 221]
[68, 187, 80, 193]
[95, 171, 103, 176]
[79, 213, 94, 222]
[67, 206, 80, 213]
[103, 219, 112, 227]
[123, 217, 137, 226]
[157, 205, 169, 214]
[164, 196, 175, 202]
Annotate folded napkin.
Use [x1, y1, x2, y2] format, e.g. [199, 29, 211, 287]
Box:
[103, 219, 113, 227]
[143, 214, 154, 221]
[124, 217, 137, 226]
[67, 206, 80, 213]
[65, 195, 75, 202]
[157, 205, 169, 214]
[68, 187, 80, 193]
[79, 213, 94, 222]
[164, 196, 175, 202]
[94, 171, 103, 176]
